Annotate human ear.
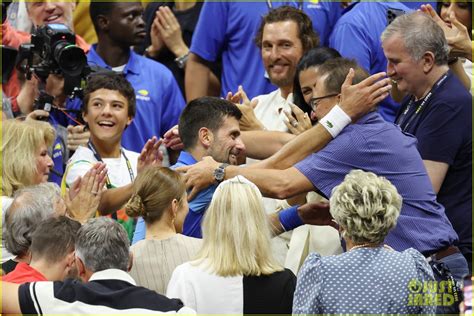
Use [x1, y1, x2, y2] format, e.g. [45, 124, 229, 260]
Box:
[198, 128, 213, 148]
[422, 51, 435, 73]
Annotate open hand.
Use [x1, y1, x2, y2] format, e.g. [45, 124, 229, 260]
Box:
[163, 125, 184, 151]
[339, 69, 392, 122]
[284, 102, 312, 135]
[226, 85, 264, 131]
[137, 136, 163, 174]
[65, 163, 107, 223]
[297, 201, 338, 229]
[175, 156, 219, 200]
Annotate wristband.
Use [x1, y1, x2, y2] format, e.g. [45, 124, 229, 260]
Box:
[278, 206, 304, 231]
[319, 104, 351, 138]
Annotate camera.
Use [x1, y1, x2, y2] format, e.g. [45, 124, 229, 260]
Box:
[17, 23, 90, 114]
[19, 23, 88, 80]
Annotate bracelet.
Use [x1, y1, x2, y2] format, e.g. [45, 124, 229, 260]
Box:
[278, 206, 304, 231]
[319, 104, 351, 138]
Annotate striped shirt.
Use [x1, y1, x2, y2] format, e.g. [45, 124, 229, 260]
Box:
[18, 269, 195, 314]
[130, 234, 202, 295]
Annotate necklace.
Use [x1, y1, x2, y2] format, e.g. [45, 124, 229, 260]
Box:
[350, 243, 393, 251]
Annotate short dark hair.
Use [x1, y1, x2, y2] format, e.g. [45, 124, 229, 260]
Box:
[254, 6, 319, 53]
[179, 97, 242, 150]
[30, 216, 81, 264]
[317, 58, 369, 94]
[293, 47, 341, 115]
[82, 73, 136, 118]
[89, 2, 116, 31]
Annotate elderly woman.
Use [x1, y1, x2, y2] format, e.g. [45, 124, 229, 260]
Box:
[125, 166, 201, 295]
[293, 170, 435, 314]
[167, 176, 296, 314]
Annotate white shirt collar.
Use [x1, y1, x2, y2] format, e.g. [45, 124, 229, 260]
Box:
[89, 269, 136, 285]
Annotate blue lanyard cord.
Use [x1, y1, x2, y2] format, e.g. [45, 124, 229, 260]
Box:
[396, 73, 449, 132]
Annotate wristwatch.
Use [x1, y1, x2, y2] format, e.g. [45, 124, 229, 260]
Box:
[213, 163, 229, 183]
[175, 52, 189, 69]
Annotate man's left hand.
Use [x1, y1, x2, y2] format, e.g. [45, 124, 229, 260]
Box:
[297, 201, 338, 229]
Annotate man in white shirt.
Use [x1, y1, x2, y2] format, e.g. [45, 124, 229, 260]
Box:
[252, 6, 319, 132]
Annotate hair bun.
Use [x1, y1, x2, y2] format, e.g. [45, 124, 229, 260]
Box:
[125, 194, 146, 218]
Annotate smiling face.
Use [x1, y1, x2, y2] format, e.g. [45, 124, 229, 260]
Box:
[382, 34, 427, 98]
[261, 21, 304, 91]
[82, 88, 132, 146]
[27, 1, 76, 28]
[33, 142, 54, 184]
[208, 116, 245, 165]
[104, 2, 146, 47]
[299, 67, 339, 121]
[440, 0, 471, 32]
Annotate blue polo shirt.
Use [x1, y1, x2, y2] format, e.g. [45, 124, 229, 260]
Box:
[329, 2, 412, 122]
[399, 1, 436, 10]
[87, 45, 185, 153]
[295, 112, 458, 255]
[191, 1, 344, 99]
[132, 151, 217, 243]
[190, 1, 282, 99]
[300, 0, 345, 46]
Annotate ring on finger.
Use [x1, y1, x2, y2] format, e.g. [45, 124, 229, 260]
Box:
[291, 121, 299, 128]
[91, 191, 98, 195]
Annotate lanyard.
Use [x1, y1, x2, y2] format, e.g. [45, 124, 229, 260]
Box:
[396, 73, 449, 132]
[87, 141, 135, 189]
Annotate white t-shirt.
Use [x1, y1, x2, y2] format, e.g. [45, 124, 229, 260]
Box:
[65, 146, 139, 188]
[253, 89, 293, 132]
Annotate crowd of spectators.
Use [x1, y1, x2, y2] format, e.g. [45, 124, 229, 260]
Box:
[2, 0, 472, 314]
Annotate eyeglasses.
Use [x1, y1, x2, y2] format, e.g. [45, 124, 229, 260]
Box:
[310, 93, 339, 111]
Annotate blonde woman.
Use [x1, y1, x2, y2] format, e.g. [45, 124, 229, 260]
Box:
[2, 119, 54, 263]
[126, 166, 201, 295]
[293, 170, 435, 314]
[1, 120, 105, 273]
[167, 176, 296, 314]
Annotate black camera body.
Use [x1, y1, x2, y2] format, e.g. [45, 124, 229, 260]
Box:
[19, 23, 88, 81]
[18, 24, 90, 113]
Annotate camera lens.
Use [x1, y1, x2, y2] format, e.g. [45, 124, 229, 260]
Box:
[53, 42, 87, 77]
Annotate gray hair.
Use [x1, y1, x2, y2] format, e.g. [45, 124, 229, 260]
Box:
[4, 183, 62, 256]
[75, 217, 130, 272]
[381, 12, 449, 65]
[329, 170, 402, 244]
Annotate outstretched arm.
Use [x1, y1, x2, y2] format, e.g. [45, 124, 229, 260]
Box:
[177, 70, 392, 198]
[257, 70, 392, 170]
